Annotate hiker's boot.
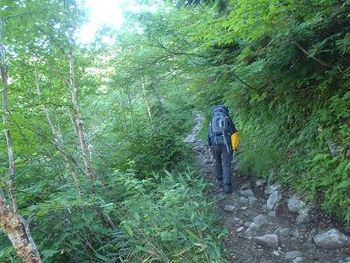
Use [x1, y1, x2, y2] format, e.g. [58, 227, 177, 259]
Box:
[223, 185, 232, 194]
[215, 179, 223, 188]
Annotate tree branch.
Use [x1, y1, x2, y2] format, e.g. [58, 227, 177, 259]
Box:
[292, 41, 333, 68]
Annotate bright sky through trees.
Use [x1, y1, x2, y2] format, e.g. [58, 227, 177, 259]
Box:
[76, 0, 125, 44]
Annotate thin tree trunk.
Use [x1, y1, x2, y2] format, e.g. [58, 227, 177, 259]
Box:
[141, 77, 153, 124]
[35, 67, 81, 188]
[0, 53, 42, 262]
[66, 50, 115, 228]
[67, 50, 95, 180]
[35, 67, 64, 147]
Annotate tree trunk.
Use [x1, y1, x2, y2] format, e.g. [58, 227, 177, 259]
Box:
[67, 50, 95, 180]
[141, 77, 153, 124]
[66, 51, 116, 227]
[35, 67, 81, 188]
[1, 58, 42, 262]
[0, 196, 41, 263]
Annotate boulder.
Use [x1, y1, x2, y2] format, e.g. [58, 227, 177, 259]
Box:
[265, 183, 281, 194]
[239, 196, 249, 205]
[313, 229, 350, 249]
[275, 227, 290, 237]
[254, 234, 279, 249]
[288, 195, 306, 213]
[223, 205, 235, 212]
[292, 257, 303, 263]
[253, 214, 269, 227]
[236, 227, 244, 232]
[240, 189, 254, 197]
[248, 195, 258, 205]
[240, 183, 250, 190]
[244, 221, 251, 227]
[285, 251, 302, 260]
[296, 208, 311, 225]
[268, 211, 276, 217]
[290, 227, 300, 238]
[246, 215, 269, 235]
[267, 191, 281, 210]
[246, 222, 258, 235]
[256, 179, 266, 187]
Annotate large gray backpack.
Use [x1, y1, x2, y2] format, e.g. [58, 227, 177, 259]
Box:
[211, 112, 229, 135]
[211, 109, 230, 145]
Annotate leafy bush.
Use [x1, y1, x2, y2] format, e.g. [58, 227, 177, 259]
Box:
[183, 0, 350, 221]
[114, 171, 227, 263]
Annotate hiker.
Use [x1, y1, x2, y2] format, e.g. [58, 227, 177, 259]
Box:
[208, 105, 237, 194]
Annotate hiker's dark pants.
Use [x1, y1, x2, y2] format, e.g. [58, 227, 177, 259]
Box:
[212, 144, 233, 186]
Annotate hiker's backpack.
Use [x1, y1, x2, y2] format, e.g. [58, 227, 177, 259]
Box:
[210, 108, 230, 145]
[210, 105, 239, 151]
[211, 112, 229, 136]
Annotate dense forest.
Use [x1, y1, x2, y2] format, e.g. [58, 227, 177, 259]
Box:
[0, 0, 349, 262]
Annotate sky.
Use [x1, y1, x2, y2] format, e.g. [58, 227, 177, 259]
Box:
[75, 0, 158, 45]
[76, 0, 126, 44]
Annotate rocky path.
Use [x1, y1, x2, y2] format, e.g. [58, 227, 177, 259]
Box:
[186, 113, 350, 263]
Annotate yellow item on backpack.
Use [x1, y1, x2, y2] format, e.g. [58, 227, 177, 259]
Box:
[231, 132, 240, 151]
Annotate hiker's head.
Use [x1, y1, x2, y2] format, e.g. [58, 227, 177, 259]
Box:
[212, 105, 229, 115]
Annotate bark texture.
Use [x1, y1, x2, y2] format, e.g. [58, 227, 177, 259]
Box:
[1, 58, 42, 262]
[0, 197, 41, 263]
[67, 50, 95, 180]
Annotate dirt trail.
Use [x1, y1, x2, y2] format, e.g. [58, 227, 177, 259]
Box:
[186, 113, 350, 263]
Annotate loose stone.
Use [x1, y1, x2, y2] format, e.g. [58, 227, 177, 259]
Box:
[296, 208, 311, 225]
[239, 196, 249, 205]
[240, 183, 250, 190]
[268, 211, 276, 217]
[254, 234, 279, 249]
[313, 229, 350, 249]
[292, 257, 303, 263]
[224, 205, 235, 212]
[267, 191, 281, 210]
[288, 195, 306, 213]
[240, 189, 254, 197]
[265, 183, 282, 194]
[285, 251, 302, 260]
[275, 227, 290, 237]
[256, 179, 266, 187]
[248, 195, 258, 205]
[236, 227, 244, 232]
[253, 214, 268, 227]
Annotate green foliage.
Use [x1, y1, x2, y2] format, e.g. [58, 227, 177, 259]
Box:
[1, 170, 227, 262]
[123, 117, 193, 176]
[2, 0, 350, 261]
[115, 171, 227, 262]
[0, 2, 227, 262]
[163, 0, 350, 222]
